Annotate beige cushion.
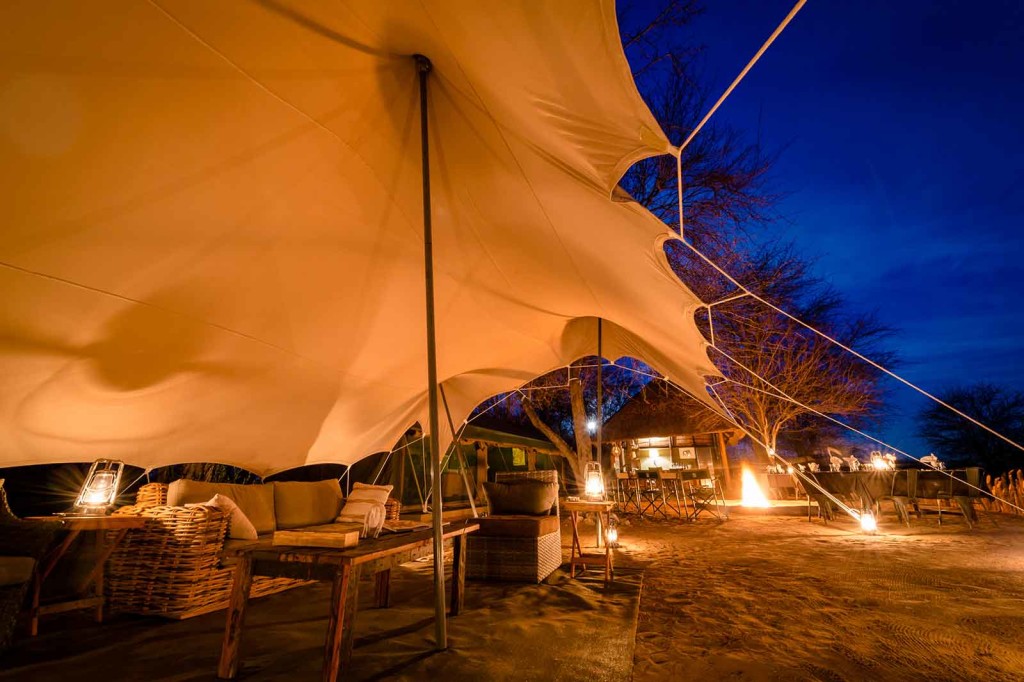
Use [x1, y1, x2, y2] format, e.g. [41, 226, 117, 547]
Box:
[187, 494, 258, 540]
[0, 556, 35, 587]
[167, 480, 276, 534]
[336, 482, 393, 524]
[477, 515, 560, 538]
[273, 480, 343, 530]
[484, 480, 557, 515]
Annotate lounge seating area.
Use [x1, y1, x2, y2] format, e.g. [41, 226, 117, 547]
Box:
[105, 479, 353, 619]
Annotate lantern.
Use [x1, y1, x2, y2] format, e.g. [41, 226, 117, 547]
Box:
[605, 521, 619, 548]
[73, 459, 124, 515]
[859, 511, 877, 534]
[583, 461, 605, 501]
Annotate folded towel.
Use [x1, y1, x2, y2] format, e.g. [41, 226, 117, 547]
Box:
[363, 502, 386, 539]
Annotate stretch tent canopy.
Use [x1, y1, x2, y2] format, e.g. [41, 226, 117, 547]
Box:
[0, 0, 718, 476]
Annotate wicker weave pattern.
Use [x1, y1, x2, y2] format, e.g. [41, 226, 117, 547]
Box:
[385, 498, 401, 521]
[469, 469, 563, 583]
[107, 484, 310, 619]
[467, 531, 561, 583]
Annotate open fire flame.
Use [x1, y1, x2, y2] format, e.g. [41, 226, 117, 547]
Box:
[741, 467, 771, 507]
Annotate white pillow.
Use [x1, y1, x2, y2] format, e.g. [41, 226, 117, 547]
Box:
[187, 493, 258, 540]
[336, 482, 393, 524]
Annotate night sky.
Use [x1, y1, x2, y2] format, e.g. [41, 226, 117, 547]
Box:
[648, 0, 1024, 458]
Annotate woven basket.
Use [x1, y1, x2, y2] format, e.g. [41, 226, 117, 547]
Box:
[385, 498, 402, 521]
[107, 483, 310, 619]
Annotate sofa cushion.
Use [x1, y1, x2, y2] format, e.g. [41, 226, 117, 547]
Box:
[0, 556, 35, 587]
[167, 480, 276, 534]
[476, 515, 560, 538]
[186, 494, 258, 540]
[274, 480, 343, 530]
[484, 480, 557, 515]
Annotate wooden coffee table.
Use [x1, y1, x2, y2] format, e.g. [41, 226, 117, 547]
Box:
[217, 519, 479, 681]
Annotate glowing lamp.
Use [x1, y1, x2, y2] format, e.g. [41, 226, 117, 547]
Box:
[586, 418, 597, 435]
[859, 511, 877, 534]
[74, 459, 124, 515]
[605, 525, 619, 547]
[583, 461, 605, 501]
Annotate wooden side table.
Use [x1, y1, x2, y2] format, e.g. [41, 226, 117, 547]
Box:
[217, 520, 479, 681]
[564, 499, 616, 584]
[25, 514, 147, 635]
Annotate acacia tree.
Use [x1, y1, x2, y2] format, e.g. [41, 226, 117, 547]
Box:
[917, 384, 1024, 473]
[663, 239, 894, 462]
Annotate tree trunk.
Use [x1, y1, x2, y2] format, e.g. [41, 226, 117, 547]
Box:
[521, 394, 583, 485]
[569, 377, 593, 461]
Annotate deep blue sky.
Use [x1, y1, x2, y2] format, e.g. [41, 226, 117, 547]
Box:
[644, 1, 1024, 457]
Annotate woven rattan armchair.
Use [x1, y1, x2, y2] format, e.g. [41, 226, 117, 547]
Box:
[106, 483, 307, 619]
[0, 481, 60, 650]
[467, 469, 563, 583]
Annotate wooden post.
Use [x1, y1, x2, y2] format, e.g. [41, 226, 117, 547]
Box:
[374, 569, 391, 609]
[323, 563, 360, 681]
[217, 554, 254, 680]
[715, 432, 733, 494]
[527, 448, 537, 471]
[475, 442, 488, 501]
[450, 534, 466, 616]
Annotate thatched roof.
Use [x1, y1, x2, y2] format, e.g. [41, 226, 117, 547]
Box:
[602, 382, 737, 441]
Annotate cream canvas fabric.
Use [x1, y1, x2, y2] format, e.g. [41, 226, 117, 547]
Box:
[0, 1, 718, 475]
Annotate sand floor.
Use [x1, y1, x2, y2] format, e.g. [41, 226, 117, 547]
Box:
[611, 512, 1024, 682]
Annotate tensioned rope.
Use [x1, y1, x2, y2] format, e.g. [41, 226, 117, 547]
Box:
[703, 380, 862, 519]
[593, 359, 868, 521]
[600, 358, 1024, 519]
[676, 0, 808, 240]
[706, 343, 1024, 514]
[667, 0, 1024, 455]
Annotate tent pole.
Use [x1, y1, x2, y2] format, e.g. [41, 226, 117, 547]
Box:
[440, 385, 479, 518]
[596, 318, 603, 464]
[415, 53, 447, 651]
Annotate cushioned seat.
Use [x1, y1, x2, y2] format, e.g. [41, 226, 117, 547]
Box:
[468, 470, 562, 583]
[476, 515, 560, 538]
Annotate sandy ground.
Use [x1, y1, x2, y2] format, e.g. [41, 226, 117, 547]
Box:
[5, 511, 1024, 681]
[608, 511, 1024, 682]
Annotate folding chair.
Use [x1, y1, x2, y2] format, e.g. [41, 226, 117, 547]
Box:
[656, 470, 684, 518]
[634, 470, 667, 519]
[615, 472, 639, 513]
[680, 469, 727, 521]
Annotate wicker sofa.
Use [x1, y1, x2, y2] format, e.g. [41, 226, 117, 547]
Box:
[467, 470, 562, 583]
[107, 478, 351, 619]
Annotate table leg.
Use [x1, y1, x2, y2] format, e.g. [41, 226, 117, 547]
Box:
[604, 512, 614, 584]
[569, 511, 582, 578]
[450, 533, 466, 616]
[217, 554, 253, 680]
[28, 529, 80, 636]
[323, 563, 360, 682]
[374, 570, 391, 609]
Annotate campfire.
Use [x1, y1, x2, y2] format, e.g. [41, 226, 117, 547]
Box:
[741, 467, 771, 507]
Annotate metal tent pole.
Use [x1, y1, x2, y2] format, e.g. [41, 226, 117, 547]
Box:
[415, 53, 447, 650]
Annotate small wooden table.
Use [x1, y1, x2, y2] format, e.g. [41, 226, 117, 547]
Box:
[564, 500, 616, 584]
[25, 514, 147, 635]
[217, 519, 479, 681]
